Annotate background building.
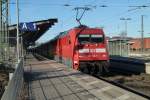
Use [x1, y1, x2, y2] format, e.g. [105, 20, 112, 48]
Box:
[130, 38, 150, 51]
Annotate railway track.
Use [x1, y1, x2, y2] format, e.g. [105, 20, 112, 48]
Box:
[96, 75, 150, 99]
[80, 67, 150, 99]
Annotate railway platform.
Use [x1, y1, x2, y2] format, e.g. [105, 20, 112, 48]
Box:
[24, 54, 147, 100]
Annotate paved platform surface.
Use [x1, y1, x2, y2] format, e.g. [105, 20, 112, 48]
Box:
[24, 54, 148, 100]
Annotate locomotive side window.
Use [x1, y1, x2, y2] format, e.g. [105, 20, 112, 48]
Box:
[68, 38, 71, 44]
[67, 35, 71, 44]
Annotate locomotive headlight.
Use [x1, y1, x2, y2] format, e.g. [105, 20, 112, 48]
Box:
[102, 54, 106, 57]
[74, 61, 78, 64]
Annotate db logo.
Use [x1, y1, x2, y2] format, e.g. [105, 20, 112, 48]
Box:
[90, 49, 96, 52]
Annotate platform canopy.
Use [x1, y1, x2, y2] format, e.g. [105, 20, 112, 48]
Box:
[9, 18, 58, 47]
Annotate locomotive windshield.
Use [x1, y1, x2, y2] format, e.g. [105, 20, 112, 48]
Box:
[78, 34, 104, 44]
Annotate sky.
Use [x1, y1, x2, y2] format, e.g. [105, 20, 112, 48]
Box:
[9, 0, 150, 43]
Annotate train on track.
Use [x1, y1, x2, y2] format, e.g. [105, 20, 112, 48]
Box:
[33, 25, 110, 75]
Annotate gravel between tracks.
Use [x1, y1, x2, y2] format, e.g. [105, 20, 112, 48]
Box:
[0, 72, 8, 99]
[102, 72, 150, 97]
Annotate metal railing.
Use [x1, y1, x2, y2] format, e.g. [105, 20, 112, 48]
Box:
[1, 58, 24, 100]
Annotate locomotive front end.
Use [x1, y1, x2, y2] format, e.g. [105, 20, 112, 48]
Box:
[75, 28, 109, 74]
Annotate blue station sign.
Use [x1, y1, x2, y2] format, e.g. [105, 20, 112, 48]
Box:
[19, 22, 37, 32]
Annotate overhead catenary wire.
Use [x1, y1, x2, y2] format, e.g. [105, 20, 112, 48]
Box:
[128, 2, 150, 12]
[15, 1, 148, 28]
[9, 1, 150, 38]
[9, 1, 149, 25]
[74, 7, 91, 25]
[92, 2, 150, 30]
[8, 1, 132, 8]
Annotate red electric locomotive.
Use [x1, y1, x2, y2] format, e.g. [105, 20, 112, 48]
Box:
[48, 25, 109, 74]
